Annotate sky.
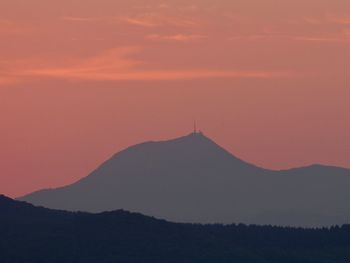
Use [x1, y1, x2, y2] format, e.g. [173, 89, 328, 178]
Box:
[1, 0, 350, 197]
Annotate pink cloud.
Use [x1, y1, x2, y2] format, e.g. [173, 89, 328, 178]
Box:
[230, 33, 350, 43]
[61, 16, 102, 22]
[22, 68, 291, 82]
[118, 14, 199, 28]
[147, 34, 207, 42]
[119, 17, 158, 27]
[229, 35, 271, 41]
[302, 15, 350, 26]
[292, 36, 350, 43]
[0, 47, 293, 85]
[60, 14, 199, 29]
[328, 16, 350, 25]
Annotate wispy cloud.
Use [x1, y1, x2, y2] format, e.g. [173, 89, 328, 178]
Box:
[301, 15, 350, 26]
[21, 47, 141, 78]
[230, 33, 350, 43]
[327, 15, 350, 25]
[119, 17, 158, 27]
[23, 68, 291, 81]
[230, 35, 271, 41]
[147, 34, 207, 42]
[292, 36, 350, 43]
[0, 47, 292, 85]
[61, 13, 199, 28]
[119, 14, 199, 28]
[61, 16, 102, 22]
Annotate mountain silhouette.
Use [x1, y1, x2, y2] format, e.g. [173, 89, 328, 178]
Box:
[4, 194, 350, 263]
[19, 132, 350, 227]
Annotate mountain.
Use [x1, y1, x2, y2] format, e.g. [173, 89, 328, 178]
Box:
[3, 194, 350, 263]
[19, 132, 350, 227]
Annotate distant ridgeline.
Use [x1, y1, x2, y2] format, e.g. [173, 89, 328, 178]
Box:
[1, 195, 350, 263]
[19, 132, 350, 227]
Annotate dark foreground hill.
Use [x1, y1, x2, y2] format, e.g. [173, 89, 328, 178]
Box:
[20, 132, 350, 227]
[2, 195, 350, 263]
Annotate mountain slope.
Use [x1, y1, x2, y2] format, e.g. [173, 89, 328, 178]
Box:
[19, 132, 350, 227]
[3, 195, 350, 263]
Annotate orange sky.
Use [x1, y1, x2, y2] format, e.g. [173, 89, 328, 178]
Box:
[1, 0, 350, 197]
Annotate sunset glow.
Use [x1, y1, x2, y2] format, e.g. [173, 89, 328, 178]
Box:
[1, 0, 350, 197]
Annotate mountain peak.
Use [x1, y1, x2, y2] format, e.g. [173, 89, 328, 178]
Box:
[116, 131, 227, 162]
[185, 131, 210, 141]
[132, 131, 238, 163]
[19, 132, 350, 227]
[188, 130, 205, 137]
[108, 131, 235, 167]
[19, 131, 264, 217]
[156, 130, 208, 143]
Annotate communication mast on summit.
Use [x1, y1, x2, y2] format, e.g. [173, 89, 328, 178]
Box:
[193, 120, 203, 135]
